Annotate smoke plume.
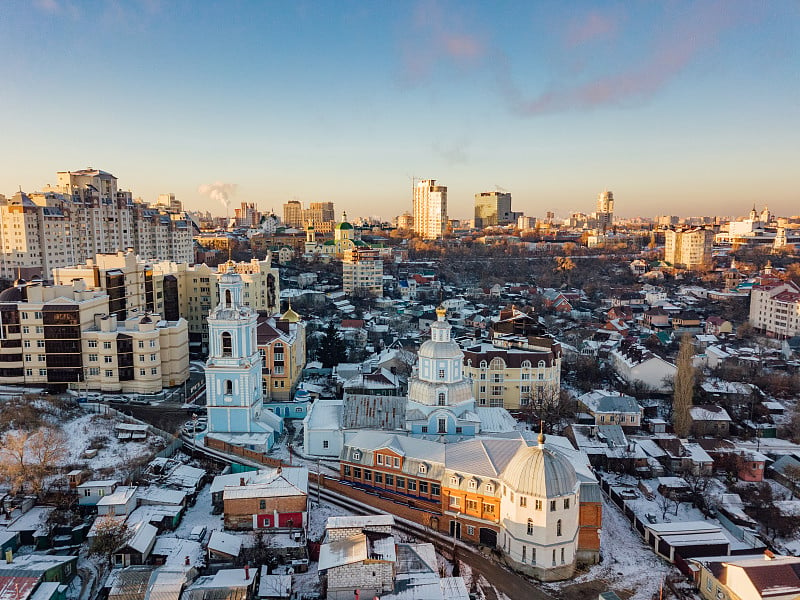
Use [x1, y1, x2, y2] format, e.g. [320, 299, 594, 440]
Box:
[198, 182, 238, 208]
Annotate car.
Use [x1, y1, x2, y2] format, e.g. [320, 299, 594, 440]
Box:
[645, 513, 658, 524]
[188, 525, 207, 542]
[130, 398, 151, 406]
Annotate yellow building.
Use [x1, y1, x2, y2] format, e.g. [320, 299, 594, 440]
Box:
[462, 308, 562, 410]
[257, 305, 306, 401]
[691, 553, 800, 600]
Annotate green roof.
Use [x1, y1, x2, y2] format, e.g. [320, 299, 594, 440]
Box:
[335, 222, 353, 230]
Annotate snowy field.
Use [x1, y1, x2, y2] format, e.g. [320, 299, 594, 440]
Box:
[62, 412, 167, 479]
[547, 496, 674, 600]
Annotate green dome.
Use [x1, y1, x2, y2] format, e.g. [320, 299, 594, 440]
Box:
[335, 221, 353, 230]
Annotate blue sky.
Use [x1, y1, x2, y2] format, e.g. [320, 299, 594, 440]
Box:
[1, 0, 798, 219]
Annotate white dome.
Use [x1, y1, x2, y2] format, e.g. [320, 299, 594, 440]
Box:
[407, 378, 474, 406]
[502, 444, 577, 498]
[418, 338, 463, 360]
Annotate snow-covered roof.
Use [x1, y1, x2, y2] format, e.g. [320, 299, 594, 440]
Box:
[207, 531, 242, 558]
[325, 514, 395, 530]
[125, 521, 158, 554]
[257, 571, 291, 599]
[98, 485, 137, 506]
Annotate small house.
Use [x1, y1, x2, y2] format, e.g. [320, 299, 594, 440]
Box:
[77, 480, 118, 507]
[97, 486, 138, 518]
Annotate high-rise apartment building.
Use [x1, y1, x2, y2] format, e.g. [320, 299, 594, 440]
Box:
[749, 280, 800, 338]
[283, 201, 304, 228]
[664, 227, 714, 270]
[474, 191, 512, 228]
[413, 179, 447, 239]
[282, 200, 336, 232]
[343, 247, 383, 297]
[595, 190, 614, 231]
[0, 169, 193, 281]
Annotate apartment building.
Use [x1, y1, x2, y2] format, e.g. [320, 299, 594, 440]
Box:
[413, 180, 447, 239]
[54, 251, 280, 356]
[462, 308, 562, 410]
[474, 191, 512, 228]
[282, 200, 335, 232]
[749, 280, 800, 338]
[0, 169, 194, 281]
[342, 246, 383, 297]
[664, 227, 714, 270]
[0, 279, 188, 392]
[257, 307, 306, 402]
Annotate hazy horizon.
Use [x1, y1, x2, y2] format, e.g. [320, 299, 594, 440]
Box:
[2, 1, 798, 220]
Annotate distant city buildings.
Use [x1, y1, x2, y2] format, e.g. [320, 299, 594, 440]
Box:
[413, 179, 447, 239]
[282, 200, 335, 232]
[664, 227, 714, 270]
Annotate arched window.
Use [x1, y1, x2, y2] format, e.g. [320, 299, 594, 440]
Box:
[221, 332, 232, 357]
[224, 380, 232, 395]
[225, 290, 232, 306]
[489, 357, 505, 370]
[556, 519, 562, 536]
[479, 360, 487, 369]
[538, 360, 546, 368]
[527, 519, 534, 535]
[438, 393, 446, 406]
[521, 360, 531, 369]
[468, 479, 477, 490]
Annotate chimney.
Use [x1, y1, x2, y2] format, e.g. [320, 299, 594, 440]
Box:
[5, 550, 11, 564]
[764, 550, 775, 560]
[240, 477, 245, 487]
[244, 564, 250, 580]
[185, 556, 190, 566]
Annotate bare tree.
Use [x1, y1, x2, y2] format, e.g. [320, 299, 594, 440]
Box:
[655, 493, 679, 520]
[89, 516, 132, 569]
[672, 334, 695, 438]
[0, 427, 68, 495]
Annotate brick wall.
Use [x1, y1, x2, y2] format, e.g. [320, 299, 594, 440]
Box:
[224, 495, 307, 530]
[206, 437, 284, 467]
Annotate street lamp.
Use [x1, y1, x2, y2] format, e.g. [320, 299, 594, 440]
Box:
[191, 412, 198, 458]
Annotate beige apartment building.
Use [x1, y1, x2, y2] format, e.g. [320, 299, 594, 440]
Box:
[342, 247, 383, 297]
[54, 251, 280, 356]
[664, 227, 714, 270]
[0, 279, 188, 392]
[461, 308, 562, 409]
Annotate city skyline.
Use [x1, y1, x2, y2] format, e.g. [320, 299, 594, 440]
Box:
[2, 1, 798, 219]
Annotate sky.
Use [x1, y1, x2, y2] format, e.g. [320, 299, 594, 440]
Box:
[1, 0, 798, 220]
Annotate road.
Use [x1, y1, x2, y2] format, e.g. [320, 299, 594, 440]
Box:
[455, 546, 554, 600]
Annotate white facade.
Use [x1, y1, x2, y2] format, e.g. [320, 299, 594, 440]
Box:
[413, 180, 447, 240]
[749, 281, 800, 338]
[664, 227, 714, 270]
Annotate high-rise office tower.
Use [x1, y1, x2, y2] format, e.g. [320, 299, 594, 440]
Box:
[474, 191, 512, 228]
[596, 190, 614, 231]
[413, 179, 447, 239]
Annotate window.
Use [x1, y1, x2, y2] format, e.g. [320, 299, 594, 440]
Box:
[438, 369, 445, 379]
[225, 380, 233, 395]
[22, 326, 29, 334]
[468, 479, 477, 490]
[138, 340, 144, 349]
[438, 392, 446, 405]
[520, 496, 527, 507]
[353, 467, 361, 478]
[104, 356, 113, 363]
[561, 547, 565, 564]
[421, 426, 428, 433]
[535, 499, 542, 511]
[564, 498, 570, 510]
[259, 500, 266, 510]
[467, 525, 475, 535]
[364, 470, 372, 481]
[527, 519, 534, 535]
[150, 339, 157, 348]
[375, 473, 383, 484]
[419, 481, 429, 494]
[39, 369, 46, 376]
[394, 457, 400, 468]
[550, 500, 556, 512]
[221, 332, 232, 357]
[522, 546, 526, 563]
[343, 465, 351, 477]
[483, 503, 495, 514]
[450, 496, 460, 508]
[353, 452, 361, 460]
[557, 519, 562, 536]
[23, 340, 30, 348]
[485, 483, 494, 493]
[510, 491, 514, 502]
[419, 464, 427, 474]
[323, 440, 329, 449]
[89, 354, 98, 362]
[103, 341, 112, 349]
[139, 355, 145, 363]
[531, 548, 536, 565]
[396, 477, 405, 488]
[552, 549, 556, 566]
[89, 367, 100, 376]
[431, 484, 440, 496]
[25, 369, 33, 376]
[438, 418, 447, 434]
[150, 353, 156, 361]
[377, 455, 384, 465]
[466, 499, 478, 511]
[385, 474, 393, 486]
[36, 340, 44, 348]
[105, 370, 113, 377]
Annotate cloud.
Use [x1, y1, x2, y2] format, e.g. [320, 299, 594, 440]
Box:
[399, 0, 486, 84]
[502, 2, 757, 116]
[198, 182, 238, 208]
[563, 11, 621, 48]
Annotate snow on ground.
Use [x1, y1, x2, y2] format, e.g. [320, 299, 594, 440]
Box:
[167, 483, 223, 539]
[547, 496, 674, 600]
[63, 412, 165, 478]
[307, 498, 355, 542]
